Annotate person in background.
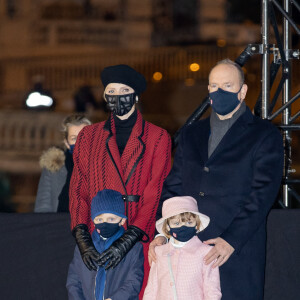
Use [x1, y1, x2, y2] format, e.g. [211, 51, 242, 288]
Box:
[73, 85, 99, 113]
[67, 189, 144, 300]
[143, 196, 221, 300]
[34, 114, 91, 213]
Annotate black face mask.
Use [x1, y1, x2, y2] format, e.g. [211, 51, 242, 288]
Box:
[94, 222, 121, 238]
[209, 83, 243, 116]
[169, 225, 197, 242]
[105, 93, 136, 116]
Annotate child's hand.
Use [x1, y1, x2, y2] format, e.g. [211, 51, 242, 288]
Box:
[203, 237, 234, 268]
[105, 298, 112, 300]
[148, 236, 167, 265]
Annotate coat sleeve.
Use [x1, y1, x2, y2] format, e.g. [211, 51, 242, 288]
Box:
[107, 243, 144, 300]
[202, 255, 222, 300]
[220, 128, 284, 253]
[143, 261, 158, 300]
[34, 169, 55, 212]
[69, 128, 91, 229]
[132, 130, 172, 235]
[155, 130, 184, 221]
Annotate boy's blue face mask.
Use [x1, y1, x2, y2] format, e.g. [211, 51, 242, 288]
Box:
[169, 225, 197, 242]
[209, 84, 243, 116]
[95, 222, 121, 238]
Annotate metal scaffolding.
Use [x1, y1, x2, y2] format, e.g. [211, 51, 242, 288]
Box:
[259, 0, 300, 207]
[173, 0, 300, 208]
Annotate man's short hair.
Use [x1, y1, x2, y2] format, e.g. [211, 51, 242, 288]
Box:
[210, 58, 245, 85]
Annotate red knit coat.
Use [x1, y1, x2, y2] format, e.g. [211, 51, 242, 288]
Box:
[69, 110, 172, 297]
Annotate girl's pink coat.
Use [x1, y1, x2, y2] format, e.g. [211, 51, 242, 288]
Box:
[143, 236, 222, 300]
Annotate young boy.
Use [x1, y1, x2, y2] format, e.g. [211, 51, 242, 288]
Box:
[67, 189, 144, 300]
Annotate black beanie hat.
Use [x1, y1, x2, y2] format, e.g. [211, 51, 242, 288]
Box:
[100, 64, 147, 95]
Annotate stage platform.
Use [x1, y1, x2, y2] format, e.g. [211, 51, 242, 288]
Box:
[0, 209, 299, 300]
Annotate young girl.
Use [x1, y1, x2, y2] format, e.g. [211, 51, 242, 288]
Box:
[143, 196, 222, 300]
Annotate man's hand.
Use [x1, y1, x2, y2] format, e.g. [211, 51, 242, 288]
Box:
[148, 236, 167, 265]
[203, 237, 234, 268]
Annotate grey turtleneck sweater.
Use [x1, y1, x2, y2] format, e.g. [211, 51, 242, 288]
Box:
[208, 101, 246, 157]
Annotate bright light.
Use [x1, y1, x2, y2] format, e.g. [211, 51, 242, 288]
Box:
[26, 92, 53, 108]
[189, 63, 200, 72]
[153, 72, 163, 81]
[217, 39, 226, 47]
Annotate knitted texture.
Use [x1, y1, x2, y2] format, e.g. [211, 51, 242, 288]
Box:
[69, 110, 172, 296]
[101, 64, 147, 95]
[91, 189, 126, 221]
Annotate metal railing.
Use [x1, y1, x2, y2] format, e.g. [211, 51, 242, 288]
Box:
[0, 111, 66, 154]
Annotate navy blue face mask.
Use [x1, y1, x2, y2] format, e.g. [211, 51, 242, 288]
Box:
[209, 84, 243, 116]
[169, 225, 197, 242]
[95, 222, 121, 238]
[68, 144, 75, 154]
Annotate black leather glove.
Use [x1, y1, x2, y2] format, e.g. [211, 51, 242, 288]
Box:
[72, 224, 101, 271]
[98, 225, 148, 270]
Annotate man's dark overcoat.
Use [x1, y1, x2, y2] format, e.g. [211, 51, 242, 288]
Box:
[157, 106, 284, 300]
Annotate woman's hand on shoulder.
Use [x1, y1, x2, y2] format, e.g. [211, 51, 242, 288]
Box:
[148, 235, 167, 265]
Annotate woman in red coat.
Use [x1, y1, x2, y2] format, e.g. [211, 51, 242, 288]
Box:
[68, 64, 171, 298]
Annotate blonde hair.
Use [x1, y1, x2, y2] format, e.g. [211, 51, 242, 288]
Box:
[61, 114, 91, 139]
[162, 212, 201, 239]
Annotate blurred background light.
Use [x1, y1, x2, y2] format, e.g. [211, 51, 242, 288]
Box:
[184, 78, 195, 86]
[153, 71, 163, 81]
[189, 63, 200, 72]
[217, 39, 226, 47]
[25, 92, 53, 108]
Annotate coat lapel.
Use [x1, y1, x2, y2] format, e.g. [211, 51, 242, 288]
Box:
[121, 111, 145, 185]
[103, 116, 126, 190]
[207, 107, 254, 163]
[103, 111, 146, 188]
[197, 119, 210, 164]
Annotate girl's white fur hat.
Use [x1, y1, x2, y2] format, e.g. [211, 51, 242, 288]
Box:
[156, 196, 210, 234]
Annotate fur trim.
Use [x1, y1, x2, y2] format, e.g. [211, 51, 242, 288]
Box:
[39, 147, 66, 172]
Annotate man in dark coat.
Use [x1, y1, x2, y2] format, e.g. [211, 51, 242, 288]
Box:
[149, 59, 284, 300]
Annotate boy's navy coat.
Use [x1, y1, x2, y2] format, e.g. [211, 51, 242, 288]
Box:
[104, 242, 144, 300]
[67, 242, 144, 300]
[158, 107, 284, 300]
